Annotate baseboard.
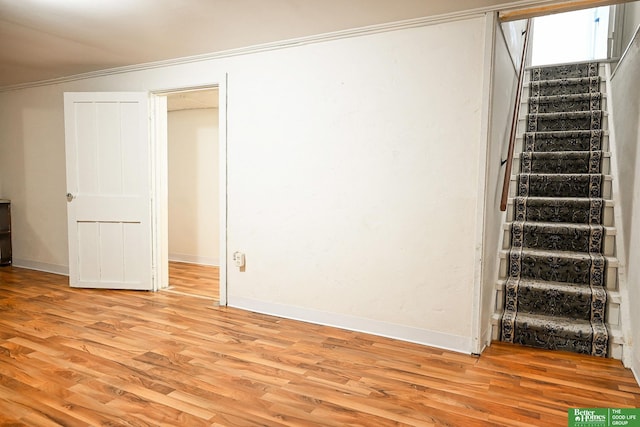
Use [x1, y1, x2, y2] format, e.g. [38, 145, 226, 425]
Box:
[11, 258, 69, 276]
[632, 356, 640, 387]
[168, 253, 219, 266]
[230, 297, 473, 354]
[479, 323, 493, 353]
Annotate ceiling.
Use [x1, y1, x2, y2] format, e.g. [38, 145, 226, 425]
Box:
[0, 0, 564, 89]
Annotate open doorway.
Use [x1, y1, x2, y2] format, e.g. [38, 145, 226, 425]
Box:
[531, 6, 611, 66]
[164, 88, 221, 301]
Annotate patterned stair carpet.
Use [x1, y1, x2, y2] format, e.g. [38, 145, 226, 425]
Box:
[500, 62, 608, 357]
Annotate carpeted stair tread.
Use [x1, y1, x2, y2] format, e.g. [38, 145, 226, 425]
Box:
[513, 196, 604, 225]
[520, 151, 602, 174]
[511, 277, 591, 291]
[516, 247, 597, 262]
[512, 247, 605, 286]
[528, 111, 603, 120]
[527, 110, 603, 132]
[530, 76, 601, 97]
[511, 221, 603, 253]
[516, 220, 600, 230]
[505, 277, 596, 321]
[530, 76, 601, 86]
[528, 93, 602, 114]
[502, 311, 607, 356]
[529, 93, 602, 103]
[510, 311, 594, 331]
[523, 130, 604, 153]
[529, 63, 600, 80]
[518, 173, 603, 198]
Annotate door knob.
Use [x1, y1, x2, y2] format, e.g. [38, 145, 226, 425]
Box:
[66, 193, 75, 202]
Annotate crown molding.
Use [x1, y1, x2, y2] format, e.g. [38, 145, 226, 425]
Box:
[0, 0, 566, 93]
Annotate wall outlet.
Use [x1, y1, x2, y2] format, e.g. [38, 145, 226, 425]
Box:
[233, 251, 245, 268]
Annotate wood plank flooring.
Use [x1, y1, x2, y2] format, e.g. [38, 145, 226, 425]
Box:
[167, 261, 219, 300]
[0, 265, 638, 426]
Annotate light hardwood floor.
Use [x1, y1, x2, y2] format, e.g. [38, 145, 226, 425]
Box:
[167, 261, 219, 300]
[0, 265, 638, 426]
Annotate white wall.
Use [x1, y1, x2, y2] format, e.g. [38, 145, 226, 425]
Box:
[480, 19, 523, 348]
[168, 108, 220, 266]
[502, 19, 528, 69]
[0, 85, 69, 273]
[0, 14, 491, 353]
[227, 16, 489, 352]
[622, 1, 640, 53]
[610, 30, 640, 381]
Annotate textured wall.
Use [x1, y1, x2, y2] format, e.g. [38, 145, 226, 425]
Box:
[480, 19, 523, 348]
[0, 14, 491, 353]
[622, 1, 640, 52]
[168, 108, 220, 266]
[610, 30, 640, 377]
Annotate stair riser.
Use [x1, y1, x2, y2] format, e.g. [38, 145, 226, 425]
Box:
[518, 133, 610, 153]
[512, 286, 594, 321]
[499, 252, 618, 291]
[502, 227, 615, 256]
[529, 112, 604, 133]
[528, 98, 605, 114]
[523, 81, 606, 98]
[502, 225, 614, 255]
[514, 252, 602, 285]
[509, 176, 612, 199]
[518, 115, 609, 132]
[510, 324, 602, 355]
[520, 175, 605, 198]
[506, 200, 614, 226]
[495, 284, 620, 326]
[515, 229, 600, 252]
[524, 80, 605, 98]
[522, 96, 607, 116]
[512, 154, 610, 175]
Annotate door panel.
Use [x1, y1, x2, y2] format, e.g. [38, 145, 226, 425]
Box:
[64, 92, 152, 290]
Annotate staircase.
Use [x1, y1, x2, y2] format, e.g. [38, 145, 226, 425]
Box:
[493, 61, 623, 358]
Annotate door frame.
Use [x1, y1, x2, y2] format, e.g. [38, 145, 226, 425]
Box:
[150, 80, 228, 305]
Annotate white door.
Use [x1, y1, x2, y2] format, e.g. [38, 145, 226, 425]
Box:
[64, 92, 153, 290]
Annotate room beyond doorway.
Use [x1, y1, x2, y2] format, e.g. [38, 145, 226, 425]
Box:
[166, 88, 221, 300]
